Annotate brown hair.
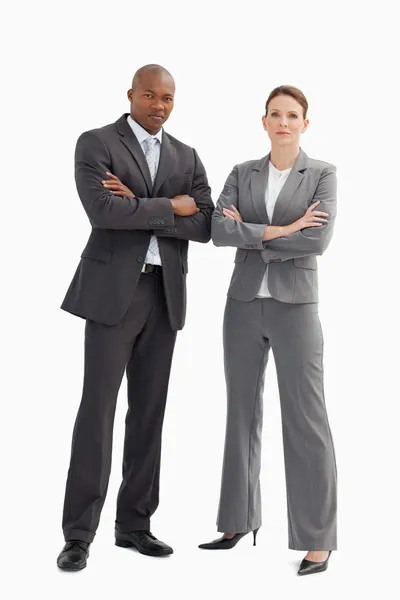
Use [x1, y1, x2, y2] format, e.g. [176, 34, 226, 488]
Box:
[265, 86, 308, 119]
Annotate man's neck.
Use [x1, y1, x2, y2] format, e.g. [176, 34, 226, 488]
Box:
[130, 115, 161, 136]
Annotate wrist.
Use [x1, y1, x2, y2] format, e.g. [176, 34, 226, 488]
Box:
[283, 223, 295, 236]
[263, 225, 286, 241]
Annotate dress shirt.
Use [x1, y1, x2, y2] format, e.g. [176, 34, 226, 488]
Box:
[127, 115, 163, 265]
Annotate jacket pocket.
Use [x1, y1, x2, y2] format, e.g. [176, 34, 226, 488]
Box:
[293, 256, 317, 270]
[168, 174, 193, 184]
[81, 245, 112, 263]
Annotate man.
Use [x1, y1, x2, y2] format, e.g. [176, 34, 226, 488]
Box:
[57, 64, 214, 570]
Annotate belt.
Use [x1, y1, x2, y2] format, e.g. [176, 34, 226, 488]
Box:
[141, 263, 163, 275]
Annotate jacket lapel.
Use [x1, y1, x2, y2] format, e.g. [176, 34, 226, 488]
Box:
[152, 133, 176, 197]
[271, 148, 308, 225]
[250, 155, 270, 224]
[115, 114, 153, 193]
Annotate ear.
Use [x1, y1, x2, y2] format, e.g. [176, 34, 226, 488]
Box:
[127, 89, 133, 101]
[262, 115, 268, 130]
[301, 118, 310, 133]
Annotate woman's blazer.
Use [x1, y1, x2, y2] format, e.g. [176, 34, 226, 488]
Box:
[211, 148, 337, 304]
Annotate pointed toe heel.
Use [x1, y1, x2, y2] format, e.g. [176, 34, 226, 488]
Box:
[297, 550, 332, 576]
[253, 527, 260, 546]
[199, 527, 261, 550]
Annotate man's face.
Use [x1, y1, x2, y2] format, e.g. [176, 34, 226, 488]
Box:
[127, 72, 175, 135]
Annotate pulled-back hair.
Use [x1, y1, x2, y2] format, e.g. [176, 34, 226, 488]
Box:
[265, 86, 308, 119]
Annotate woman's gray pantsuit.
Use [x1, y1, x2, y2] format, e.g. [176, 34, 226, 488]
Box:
[217, 298, 336, 550]
[216, 296, 337, 550]
[212, 149, 338, 550]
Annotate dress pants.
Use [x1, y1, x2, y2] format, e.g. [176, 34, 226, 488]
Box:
[62, 271, 177, 543]
[216, 296, 337, 550]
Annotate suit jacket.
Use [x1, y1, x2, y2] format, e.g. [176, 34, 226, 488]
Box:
[211, 148, 337, 303]
[61, 114, 214, 330]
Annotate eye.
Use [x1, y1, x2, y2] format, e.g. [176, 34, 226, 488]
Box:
[271, 112, 278, 117]
[144, 94, 153, 99]
[164, 98, 173, 102]
[290, 114, 298, 118]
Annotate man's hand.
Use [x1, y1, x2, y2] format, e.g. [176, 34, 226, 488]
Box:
[171, 195, 200, 216]
[222, 205, 243, 222]
[102, 171, 135, 198]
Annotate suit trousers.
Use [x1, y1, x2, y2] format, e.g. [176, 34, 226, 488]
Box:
[216, 296, 337, 550]
[62, 271, 177, 543]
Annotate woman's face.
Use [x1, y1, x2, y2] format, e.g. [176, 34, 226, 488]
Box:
[262, 94, 309, 147]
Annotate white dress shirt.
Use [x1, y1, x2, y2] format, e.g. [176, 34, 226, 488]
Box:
[127, 115, 163, 266]
[256, 160, 292, 298]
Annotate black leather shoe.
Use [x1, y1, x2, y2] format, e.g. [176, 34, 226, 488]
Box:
[115, 530, 173, 557]
[57, 541, 90, 571]
[199, 528, 260, 550]
[297, 551, 332, 576]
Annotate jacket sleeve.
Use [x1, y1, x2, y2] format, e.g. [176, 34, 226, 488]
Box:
[75, 130, 175, 230]
[262, 165, 338, 262]
[155, 149, 214, 243]
[211, 165, 267, 249]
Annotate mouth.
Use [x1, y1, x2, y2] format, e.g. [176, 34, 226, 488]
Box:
[149, 115, 164, 121]
[277, 132, 289, 135]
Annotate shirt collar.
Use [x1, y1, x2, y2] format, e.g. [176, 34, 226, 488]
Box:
[127, 115, 163, 145]
[269, 159, 292, 177]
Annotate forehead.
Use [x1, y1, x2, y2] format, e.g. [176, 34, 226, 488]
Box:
[269, 95, 302, 112]
[136, 72, 175, 94]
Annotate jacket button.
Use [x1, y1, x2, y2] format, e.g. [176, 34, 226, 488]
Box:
[137, 256, 144, 263]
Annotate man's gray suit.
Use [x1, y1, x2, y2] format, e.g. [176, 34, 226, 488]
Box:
[212, 148, 337, 550]
[62, 114, 213, 330]
[60, 114, 213, 543]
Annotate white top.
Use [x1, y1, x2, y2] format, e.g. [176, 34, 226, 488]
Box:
[256, 160, 292, 298]
[126, 115, 163, 265]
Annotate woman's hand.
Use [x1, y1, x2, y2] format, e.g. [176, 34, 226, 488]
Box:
[285, 201, 328, 235]
[222, 205, 243, 222]
[102, 171, 135, 198]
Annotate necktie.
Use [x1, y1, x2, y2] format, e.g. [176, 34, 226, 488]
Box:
[143, 137, 160, 261]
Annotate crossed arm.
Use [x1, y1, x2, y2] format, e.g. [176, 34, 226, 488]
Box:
[154, 149, 214, 243]
[211, 164, 337, 261]
[75, 131, 175, 230]
[75, 131, 213, 242]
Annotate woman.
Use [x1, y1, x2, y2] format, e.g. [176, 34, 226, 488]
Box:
[199, 86, 337, 576]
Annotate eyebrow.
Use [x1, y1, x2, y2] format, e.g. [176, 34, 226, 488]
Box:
[270, 108, 298, 114]
[144, 89, 174, 96]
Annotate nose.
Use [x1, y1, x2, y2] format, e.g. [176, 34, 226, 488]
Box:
[151, 100, 164, 112]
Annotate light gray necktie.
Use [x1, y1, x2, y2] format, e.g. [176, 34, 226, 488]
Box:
[143, 137, 160, 261]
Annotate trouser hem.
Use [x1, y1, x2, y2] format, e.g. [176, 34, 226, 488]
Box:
[216, 521, 262, 534]
[64, 529, 96, 543]
[115, 519, 151, 533]
[289, 542, 337, 551]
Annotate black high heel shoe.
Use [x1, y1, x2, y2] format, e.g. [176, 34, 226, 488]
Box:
[198, 527, 260, 550]
[297, 550, 332, 576]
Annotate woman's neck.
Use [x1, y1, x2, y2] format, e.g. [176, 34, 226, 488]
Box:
[270, 145, 300, 171]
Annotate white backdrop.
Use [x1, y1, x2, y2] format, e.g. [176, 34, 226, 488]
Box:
[1, 1, 399, 598]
